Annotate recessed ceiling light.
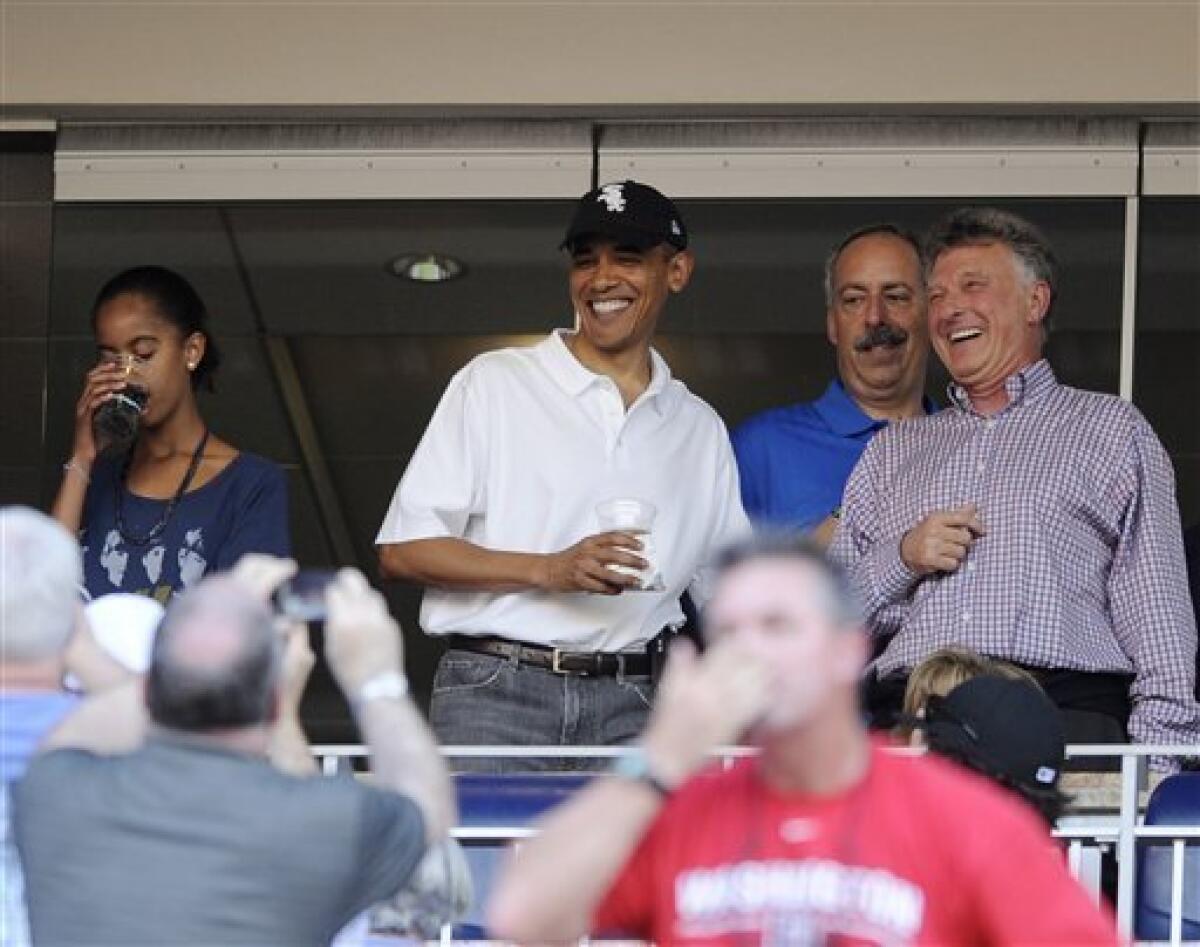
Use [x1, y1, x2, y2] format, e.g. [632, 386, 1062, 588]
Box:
[388, 253, 465, 283]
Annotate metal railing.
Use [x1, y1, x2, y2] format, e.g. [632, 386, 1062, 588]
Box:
[314, 742, 1200, 945]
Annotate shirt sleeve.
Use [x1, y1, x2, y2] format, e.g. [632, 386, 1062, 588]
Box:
[342, 786, 428, 917]
[1105, 418, 1200, 752]
[688, 424, 753, 608]
[730, 420, 766, 523]
[961, 787, 1118, 945]
[212, 460, 292, 569]
[828, 438, 917, 636]
[376, 365, 488, 545]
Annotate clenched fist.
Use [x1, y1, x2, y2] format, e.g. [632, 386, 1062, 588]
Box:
[900, 504, 985, 576]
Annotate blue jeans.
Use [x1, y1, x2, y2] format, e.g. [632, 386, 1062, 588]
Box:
[429, 649, 654, 772]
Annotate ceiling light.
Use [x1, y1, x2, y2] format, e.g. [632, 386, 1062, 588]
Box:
[388, 253, 465, 283]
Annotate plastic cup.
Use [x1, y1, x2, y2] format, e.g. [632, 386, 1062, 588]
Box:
[595, 498, 665, 592]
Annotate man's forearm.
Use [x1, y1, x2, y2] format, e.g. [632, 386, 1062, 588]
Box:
[488, 777, 663, 942]
[356, 695, 455, 840]
[40, 680, 146, 754]
[379, 537, 545, 592]
[270, 706, 318, 776]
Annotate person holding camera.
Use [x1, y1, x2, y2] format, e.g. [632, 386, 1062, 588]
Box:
[50, 266, 290, 603]
[14, 556, 453, 946]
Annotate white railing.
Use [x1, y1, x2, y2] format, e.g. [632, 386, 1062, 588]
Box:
[314, 742, 1199, 945]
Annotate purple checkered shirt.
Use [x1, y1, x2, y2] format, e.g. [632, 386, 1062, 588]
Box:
[830, 359, 1200, 749]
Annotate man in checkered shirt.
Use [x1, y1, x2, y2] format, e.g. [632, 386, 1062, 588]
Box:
[830, 207, 1200, 758]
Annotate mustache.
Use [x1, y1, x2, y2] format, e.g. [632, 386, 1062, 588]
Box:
[853, 324, 909, 352]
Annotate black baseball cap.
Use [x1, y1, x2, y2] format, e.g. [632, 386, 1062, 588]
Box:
[560, 180, 688, 253]
[924, 675, 1065, 792]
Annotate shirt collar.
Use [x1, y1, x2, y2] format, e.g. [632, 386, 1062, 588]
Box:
[539, 329, 672, 414]
[814, 379, 884, 436]
[947, 358, 1058, 416]
[815, 379, 936, 436]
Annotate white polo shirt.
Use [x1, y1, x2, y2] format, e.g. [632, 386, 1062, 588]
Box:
[376, 330, 750, 652]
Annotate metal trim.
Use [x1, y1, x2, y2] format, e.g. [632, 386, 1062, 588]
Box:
[1119, 196, 1140, 401]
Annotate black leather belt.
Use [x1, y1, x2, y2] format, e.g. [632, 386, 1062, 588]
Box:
[445, 634, 653, 678]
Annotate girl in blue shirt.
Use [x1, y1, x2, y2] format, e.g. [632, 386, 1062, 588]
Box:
[52, 266, 291, 602]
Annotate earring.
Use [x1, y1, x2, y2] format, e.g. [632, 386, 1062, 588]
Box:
[187, 362, 196, 371]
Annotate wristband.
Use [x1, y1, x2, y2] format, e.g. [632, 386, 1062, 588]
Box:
[611, 746, 675, 799]
[354, 670, 409, 708]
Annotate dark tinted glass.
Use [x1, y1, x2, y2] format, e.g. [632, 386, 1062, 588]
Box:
[1135, 198, 1200, 526]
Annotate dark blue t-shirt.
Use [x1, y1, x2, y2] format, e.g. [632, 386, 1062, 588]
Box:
[80, 452, 290, 602]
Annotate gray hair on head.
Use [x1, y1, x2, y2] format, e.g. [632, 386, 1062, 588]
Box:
[710, 532, 864, 629]
[145, 576, 282, 732]
[0, 506, 82, 662]
[823, 223, 923, 309]
[923, 207, 1059, 321]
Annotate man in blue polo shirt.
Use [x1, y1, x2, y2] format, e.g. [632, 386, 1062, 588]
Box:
[733, 224, 932, 545]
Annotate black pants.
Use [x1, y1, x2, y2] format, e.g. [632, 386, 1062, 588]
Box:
[864, 664, 1133, 769]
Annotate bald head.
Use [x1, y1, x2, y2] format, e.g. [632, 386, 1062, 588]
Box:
[146, 576, 281, 732]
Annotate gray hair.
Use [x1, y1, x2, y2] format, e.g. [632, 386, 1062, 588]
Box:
[823, 223, 923, 308]
[145, 577, 282, 732]
[710, 533, 864, 629]
[923, 207, 1058, 320]
[0, 506, 81, 662]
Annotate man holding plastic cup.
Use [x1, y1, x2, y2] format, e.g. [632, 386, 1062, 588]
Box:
[377, 181, 750, 770]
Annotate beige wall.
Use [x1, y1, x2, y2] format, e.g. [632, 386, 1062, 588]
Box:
[2, 0, 1198, 113]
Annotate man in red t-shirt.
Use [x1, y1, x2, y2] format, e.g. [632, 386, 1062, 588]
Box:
[488, 536, 1118, 945]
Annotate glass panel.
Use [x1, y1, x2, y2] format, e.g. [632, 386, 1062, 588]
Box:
[1135, 198, 1200, 525]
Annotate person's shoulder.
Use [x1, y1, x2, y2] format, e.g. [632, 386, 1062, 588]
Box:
[467, 336, 549, 373]
[663, 758, 755, 819]
[1053, 385, 1163, 456]
[17, 747, 106, 795]
[1056, 384, 1147, 427]
[290, 776, 425, 841]
[228, 450, 286, 480]
[450, 338, 553, 395]
[215, 451, 288, 499]
[667, 381, 737, 437]
[733, 401, 820, 444]
[851, 407, 949, 466]
[878, 749, 1048, 836]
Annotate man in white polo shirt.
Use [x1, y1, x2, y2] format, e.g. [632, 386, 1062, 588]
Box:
[377, 181, 749, 770]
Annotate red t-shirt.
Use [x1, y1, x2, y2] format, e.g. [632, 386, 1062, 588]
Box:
[594, 743, 1117, 945]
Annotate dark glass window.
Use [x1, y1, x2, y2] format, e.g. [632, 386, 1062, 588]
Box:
[1135, 198, 1200, 526]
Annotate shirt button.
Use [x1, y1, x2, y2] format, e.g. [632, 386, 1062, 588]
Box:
[962, 611, 972, 623]
[976, 462, 985, 473]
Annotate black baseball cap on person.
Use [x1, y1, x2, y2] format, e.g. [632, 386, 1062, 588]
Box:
[560, 180, 688, 253]
[924, 675, 1066, 792]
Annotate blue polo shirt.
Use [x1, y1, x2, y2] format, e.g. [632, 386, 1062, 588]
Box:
[732, 380, 932, 531]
